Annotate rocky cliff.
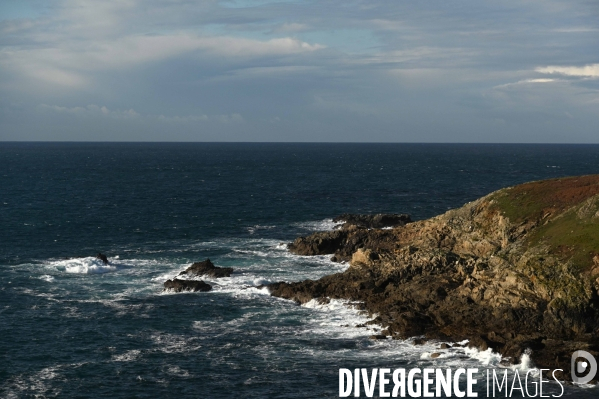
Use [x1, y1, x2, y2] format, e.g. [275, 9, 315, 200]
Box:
[269, 175, 599, 381]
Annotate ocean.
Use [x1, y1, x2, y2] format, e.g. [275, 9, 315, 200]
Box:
[1, 143, 598, 398]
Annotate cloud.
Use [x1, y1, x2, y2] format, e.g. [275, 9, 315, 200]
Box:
[39, 103, 243, 124]
[493, 78, 558, 89]
[39, 104, 140, 118]
[2, 0, 599, 142]
[271, 23, 310, 33]
[157, 113, 243, 124]
[536, 64, 599, 78]
[1, 33, 325, 88]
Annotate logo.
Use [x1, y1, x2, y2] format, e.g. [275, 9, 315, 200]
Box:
[571, 350, 597, 384]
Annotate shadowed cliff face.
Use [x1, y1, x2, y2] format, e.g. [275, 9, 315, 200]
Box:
[270, 175, 599, 381]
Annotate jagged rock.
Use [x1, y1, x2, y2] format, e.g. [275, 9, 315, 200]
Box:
[164, 279, 212, 292]
[288, 226, 400, 262]
[370, 334, 387, 340]
[271, 176, 599, 382]
[333, 213, 412, 229]
[287, 214, 411, 261]
[179, 259, 233, 278]
[96, 253, 108, 265]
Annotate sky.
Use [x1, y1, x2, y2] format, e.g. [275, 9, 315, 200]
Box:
[0, 0, 598, 142]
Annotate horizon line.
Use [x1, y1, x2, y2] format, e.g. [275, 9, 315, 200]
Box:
[2, 141, 599, 145]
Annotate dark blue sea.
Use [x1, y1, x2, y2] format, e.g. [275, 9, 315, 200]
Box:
[1, 143, 598, 398]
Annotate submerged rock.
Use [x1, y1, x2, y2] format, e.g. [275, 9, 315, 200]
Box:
[272, 175, 599, 382]
[164, 279, 212, 292]
[179, 259, 233, 278]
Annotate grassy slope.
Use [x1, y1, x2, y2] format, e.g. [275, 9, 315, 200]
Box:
[491, 175, 599, 274]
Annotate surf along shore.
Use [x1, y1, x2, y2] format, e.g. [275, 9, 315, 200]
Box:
[268, 175, 599, 382]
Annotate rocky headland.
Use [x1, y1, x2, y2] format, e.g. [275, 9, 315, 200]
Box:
[270, 175, 599, 382]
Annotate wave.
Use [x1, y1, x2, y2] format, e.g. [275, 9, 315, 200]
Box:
[292, 218, 339, 232]
[47, 257, 118, 274]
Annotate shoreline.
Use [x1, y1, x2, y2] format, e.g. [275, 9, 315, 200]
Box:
[268, 175, 599, 383]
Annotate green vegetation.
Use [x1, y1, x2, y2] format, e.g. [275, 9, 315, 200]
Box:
[491, 175, 599, 224]
[490, 175, 599, 272]
[527, 205, 599, 273]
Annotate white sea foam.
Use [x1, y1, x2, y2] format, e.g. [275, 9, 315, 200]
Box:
[39, 274, 55, 282]
[246, 225, 276, 235]
[112, 349, 142, 362]
[463, 346, 503, 367]
[47, 257, 118, 274]
[301, 298, 381, 339]
[2, 365, 63, 398]
[512, 350, 534, 371]
[292, 218, 339, 232]
[297, 297, 530, 375]
[153, 237, 348, 298]
[164, 365, 190, 378]
[150, 332, 202, 354]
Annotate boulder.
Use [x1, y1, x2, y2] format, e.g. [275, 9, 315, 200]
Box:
[164, 279, 212, 292]
[179, 259, 233, 278]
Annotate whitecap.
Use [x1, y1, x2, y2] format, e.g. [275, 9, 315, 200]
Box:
[112, 349, 142, 362]
[292, 218, 340, 232]
[39, 275, 55, 282]
[47, 257, 117, 274]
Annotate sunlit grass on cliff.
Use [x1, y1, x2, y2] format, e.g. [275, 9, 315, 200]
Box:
[491, 174, 599, 273]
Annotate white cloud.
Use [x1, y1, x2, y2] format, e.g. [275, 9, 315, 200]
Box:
[1, 33, 325, 88]
[536, 64, 599, 78]
[493, 78, 557, 89]
[39, 104, 140, 118]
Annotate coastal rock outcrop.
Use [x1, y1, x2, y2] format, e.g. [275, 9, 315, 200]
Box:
[288, 213, 411, 262]
[164, 279, 212, 292]
[333, 213, 412, 229]
[162, 259, 231, 292]
[271, 175, 599, 382]
[178, 259, 233, 278]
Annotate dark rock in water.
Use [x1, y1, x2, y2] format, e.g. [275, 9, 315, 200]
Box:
[288, 214, 411, 261]
[439, 343, 450, 349]
[288, 229, 348, 257]
[333, 213, 412, 229]
[164, 279, 212, 292]
[179, 259, 233, 278]
[370, 334, 387, 340]
[96, 253, 108, 265]
[272, 176, 599, 382]
[430, 353, 441, 359]
[288, 227, 399, 262]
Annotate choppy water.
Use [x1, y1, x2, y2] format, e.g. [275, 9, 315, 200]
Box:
[1, 143, 599, 398]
